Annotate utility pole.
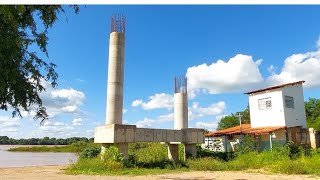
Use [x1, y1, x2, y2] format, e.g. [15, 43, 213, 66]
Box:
[238, 113, 243, 148]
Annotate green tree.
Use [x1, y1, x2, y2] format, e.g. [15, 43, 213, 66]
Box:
[237, 105, 250, 124]
[0, 5, 79, 124]
[217, 106, 250, 130]
[305, 98, 320, 130]
[217, 113, 238, 130]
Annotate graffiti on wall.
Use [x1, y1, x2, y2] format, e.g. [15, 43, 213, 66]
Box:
[202, 138, 225, 152]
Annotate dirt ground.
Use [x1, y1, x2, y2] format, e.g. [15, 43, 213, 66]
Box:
[0, 165, 319, 180]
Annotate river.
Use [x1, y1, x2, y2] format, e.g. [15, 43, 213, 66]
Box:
[0, 145, 78, 168]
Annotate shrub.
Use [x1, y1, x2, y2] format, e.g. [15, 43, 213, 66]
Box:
[284, 141, 302, 159]
[101, 146, 124, 162]
[234, 135, 256, 155]
[134, 143, 168, 164]
[80, 147, 101, 159]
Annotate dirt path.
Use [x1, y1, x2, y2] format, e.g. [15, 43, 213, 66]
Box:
[0, 165, 319, 180]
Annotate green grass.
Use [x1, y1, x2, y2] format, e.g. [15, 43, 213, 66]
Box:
[7, 141, 99, 152]
[65, 157, 188, 176]
[66, 143, 320, 177]
[187, 148, 320, 176]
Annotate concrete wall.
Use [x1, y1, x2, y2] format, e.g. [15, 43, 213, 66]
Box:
[259, 129, 287, 150]
[94, 124, 204, 144]
[249, 89, 286, 128]
[282, 84, 307, 128]
[106, 32, 125, 125]
[204, 129, 287, 152]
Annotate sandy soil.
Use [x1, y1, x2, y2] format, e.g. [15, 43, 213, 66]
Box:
[0, 165, 319, 180]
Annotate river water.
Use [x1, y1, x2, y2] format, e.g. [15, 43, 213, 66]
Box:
[0, 145, 78, 168]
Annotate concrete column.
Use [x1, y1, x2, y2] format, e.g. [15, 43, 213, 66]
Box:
[116, 143, 128, 159]
[174, 92, 188, 130]
[106, 32, 125, 125]
[101, 143, 128, 159]
[309, 128, 318, 149]
[101, 143, 111, 154]
[168, 144, 179, 161]
[185, 144, 197, 159]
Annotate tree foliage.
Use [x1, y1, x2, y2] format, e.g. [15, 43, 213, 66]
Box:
[217, 106, 250, 130]
[0, 5, 79, 124]
[0, 135, 92, 145]
[305, 98, 320, 130]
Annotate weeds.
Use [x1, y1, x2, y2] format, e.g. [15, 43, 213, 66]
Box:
[67, 142, 320, 176]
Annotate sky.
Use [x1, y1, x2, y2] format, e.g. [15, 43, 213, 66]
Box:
[1, 5, 320, 139]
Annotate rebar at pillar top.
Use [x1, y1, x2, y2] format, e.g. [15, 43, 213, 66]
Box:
[174, 76, 187, 94]
[110, 14, 126, 34]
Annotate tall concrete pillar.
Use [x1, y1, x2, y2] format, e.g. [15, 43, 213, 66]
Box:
[174, 92, 188, 130]
[174, 76, 188, 130]
[106, 15, 125, 125]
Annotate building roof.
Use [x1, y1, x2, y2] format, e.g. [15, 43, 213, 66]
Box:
[244, 81, 305, 95]
[205, 124, 286, 137]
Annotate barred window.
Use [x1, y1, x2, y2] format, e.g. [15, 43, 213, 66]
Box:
[258, 97, 272, 110]
[285, 96, 294, 109]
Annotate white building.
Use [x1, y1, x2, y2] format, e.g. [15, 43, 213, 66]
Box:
[245, 80, 307, 128]
[205, 81, 310, 152]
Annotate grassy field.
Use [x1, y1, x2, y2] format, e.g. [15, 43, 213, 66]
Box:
[66, 142, 320, 176]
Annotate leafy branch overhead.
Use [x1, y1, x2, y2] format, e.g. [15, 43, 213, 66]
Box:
[0, 5, 79, 124]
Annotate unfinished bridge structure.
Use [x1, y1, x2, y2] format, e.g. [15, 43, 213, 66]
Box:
[94, 14, 204, 161]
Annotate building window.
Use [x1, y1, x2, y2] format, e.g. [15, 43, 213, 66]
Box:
[258, 97, 272, 110]
[285, 96, 294, 109]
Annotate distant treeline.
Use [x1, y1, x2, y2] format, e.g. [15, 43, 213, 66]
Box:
[0, 136, 94, 145]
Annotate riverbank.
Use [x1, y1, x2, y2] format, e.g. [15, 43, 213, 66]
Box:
[6, 141, 96, 152]
[0, 165, 319, 180]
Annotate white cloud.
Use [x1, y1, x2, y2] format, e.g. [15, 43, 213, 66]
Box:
[123, 108, 128, 114]
[132, 100, 142, 107]
[215, 114, 228, 121]
[1, 128, 18, 133]
[267, 65, 276, 75]
[267, 49, 320, 88]
[189, 101, 226, 120]
[195, 101, 226, 115]
[0, 116, 20, 128]
[72, 118, 83, 126]
[186, 54, 263, 95]
[132, 93, 174, 110]
[38, 121, 74, 134]
[195, 121, 217, 130]
[135, 118, 155, 128]
[39, 81, 85, 118]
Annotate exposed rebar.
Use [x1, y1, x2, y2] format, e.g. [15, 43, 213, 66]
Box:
[174, 76, 187, 94]
[110, 13, 126, 34]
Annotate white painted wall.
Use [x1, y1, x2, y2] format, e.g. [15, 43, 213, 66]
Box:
[249, 84, 306, 128]
[282, 85, 307, 128]
[249, 89, 286, 128]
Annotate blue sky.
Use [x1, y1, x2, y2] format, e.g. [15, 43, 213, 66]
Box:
[1, 5, 320, 138]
